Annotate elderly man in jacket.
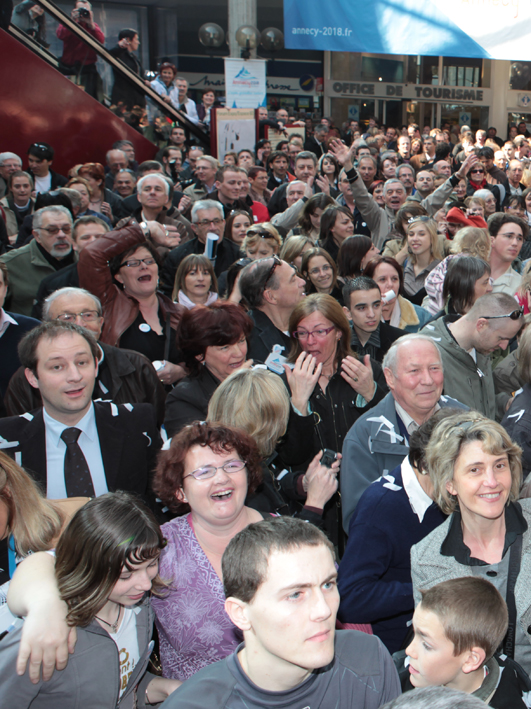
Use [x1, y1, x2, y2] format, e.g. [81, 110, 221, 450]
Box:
[340, 334, 466, 531]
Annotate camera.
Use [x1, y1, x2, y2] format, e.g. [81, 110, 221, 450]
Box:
[320, 449, 338, 468]
[168, 159, 179, 182]
[78, 8, 90, 18]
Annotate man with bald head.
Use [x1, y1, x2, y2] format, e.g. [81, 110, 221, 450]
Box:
[340, 334, 467, 529]
[4, 286, 166, 424]
[104, 149, 128, 190]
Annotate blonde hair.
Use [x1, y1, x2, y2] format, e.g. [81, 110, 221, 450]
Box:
[207, 368, 290, 457]
[406, 217, 442, 263]
[0, 451, 64, 556]
[450, 226, 491, 261]
[280, 235, 313, 266]
[426, 411, 522, 515]
[241, 223, 282, 255]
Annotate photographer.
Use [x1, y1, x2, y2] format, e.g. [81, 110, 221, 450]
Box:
[56, 0, 104, 100]
[11, 1, 47, 46]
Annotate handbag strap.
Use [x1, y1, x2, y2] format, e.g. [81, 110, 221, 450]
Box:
[503, 532, 523, 659]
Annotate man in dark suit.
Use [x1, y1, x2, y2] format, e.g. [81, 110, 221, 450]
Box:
[304, 124, 329, 159]
[0, 321, 161, 506]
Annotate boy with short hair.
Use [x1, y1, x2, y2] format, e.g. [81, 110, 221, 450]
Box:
[396, 577, 530, 707]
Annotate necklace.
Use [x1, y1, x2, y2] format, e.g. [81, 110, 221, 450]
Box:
[95, 605, 122, 633]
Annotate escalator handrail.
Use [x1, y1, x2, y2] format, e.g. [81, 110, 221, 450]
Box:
[29, 0, 210, 146]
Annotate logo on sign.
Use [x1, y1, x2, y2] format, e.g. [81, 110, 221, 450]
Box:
[299, 74, 315, 92]
[232, 67, 260, 88]
[519, 94, 531, 107]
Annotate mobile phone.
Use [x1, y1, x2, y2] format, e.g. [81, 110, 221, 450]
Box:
[320, 449, 337, 468]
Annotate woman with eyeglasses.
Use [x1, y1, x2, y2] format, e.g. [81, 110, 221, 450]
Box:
[151, 422, 265, 680]
[301, 247, 344, 304]
[412, 411, 531, 677]
[78, 220, 186, 385]
[283, 293, 387, 548]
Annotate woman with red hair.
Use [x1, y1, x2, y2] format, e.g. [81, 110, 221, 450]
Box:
[78, 162, 127, 224]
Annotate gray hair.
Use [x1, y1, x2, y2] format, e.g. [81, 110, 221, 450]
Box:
[43, 287, 102, 321]
[380, 686, 486, 709]
[191, 199, 224, 223]
[0, 152, 22, 166]
[294, 151, 318, 167]
[382, 333, 442, 375]
[473, 188, 495, 202]
[196, 155, 219, 170]
[383, 179, 406, 196]
[105, 149, 127, 163]
[33, 205, 73, 231]
[286, 180, 305, 194]
[136, 173, 170, 198]
[396, 164, 415, 179]
[58, 188, 82, 210]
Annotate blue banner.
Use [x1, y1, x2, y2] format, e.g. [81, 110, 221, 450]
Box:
[284, 0, 529, 60]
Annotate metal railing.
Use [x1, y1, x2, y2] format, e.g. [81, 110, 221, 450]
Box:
[9, 0, 210, 147]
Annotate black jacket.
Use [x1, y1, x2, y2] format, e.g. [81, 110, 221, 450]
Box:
[4, 346, 167, 427]
[0, 401, 161, 508]
[246, 308, 292, 364]
[164, 365, 219, 437]
[350, 321, 404, 363]
[108, 45, 145, 109]
[31, 262, 79, 319]
[161, 237, 240, 295]
[502, 383, 531, 479]
[28, 168, 68, 190]
[120, 190, 184, 216]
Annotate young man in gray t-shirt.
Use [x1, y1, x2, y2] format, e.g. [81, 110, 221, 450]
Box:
[161, 517, 400, 709]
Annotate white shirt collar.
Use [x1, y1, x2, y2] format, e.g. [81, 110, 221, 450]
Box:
[0, 309, 18, 338]
[400, 457, 434, 523]
[394, 400, 441, 435]
[43, 403, 97, 446]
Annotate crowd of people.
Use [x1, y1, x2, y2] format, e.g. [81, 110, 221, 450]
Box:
[3, 107, 531, 708]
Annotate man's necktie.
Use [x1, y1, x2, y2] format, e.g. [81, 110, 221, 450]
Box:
[60, 427, 95, 497]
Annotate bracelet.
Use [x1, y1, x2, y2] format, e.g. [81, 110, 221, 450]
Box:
[145, 687, 152, 705]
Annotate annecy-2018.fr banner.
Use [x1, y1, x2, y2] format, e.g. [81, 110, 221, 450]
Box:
[284, 0, 528, 60]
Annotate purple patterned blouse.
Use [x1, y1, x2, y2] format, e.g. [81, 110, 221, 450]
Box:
[152, 514, 242, 680]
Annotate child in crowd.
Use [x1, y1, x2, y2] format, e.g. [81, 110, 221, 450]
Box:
[394, 577, 531, 708]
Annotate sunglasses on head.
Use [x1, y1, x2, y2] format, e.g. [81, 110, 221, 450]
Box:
[482, 307, 524, 321]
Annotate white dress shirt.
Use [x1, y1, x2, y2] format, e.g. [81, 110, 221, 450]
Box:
[44, 403, 107, 499]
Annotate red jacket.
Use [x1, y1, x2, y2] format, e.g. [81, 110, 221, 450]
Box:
[78, 223, 184, 347]
[56, 21, 104, 66]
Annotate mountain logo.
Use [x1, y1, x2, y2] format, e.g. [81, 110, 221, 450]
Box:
[233, 66, 261, 88]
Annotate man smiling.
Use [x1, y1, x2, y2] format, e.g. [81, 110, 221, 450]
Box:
[0, 321, 161, 504]
[160, 517, 400, 708]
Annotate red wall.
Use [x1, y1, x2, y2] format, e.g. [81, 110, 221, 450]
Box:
[0, 28, 157, 174]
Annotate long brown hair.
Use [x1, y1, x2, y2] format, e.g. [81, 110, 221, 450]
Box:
[287, 293, 356, 363]
[0, 451, 64, 556]
[55, 492, 166, 627]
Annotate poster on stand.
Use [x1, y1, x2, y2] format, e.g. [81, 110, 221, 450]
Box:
[224, 58, 267, 108]
[211, 107, 259, 161]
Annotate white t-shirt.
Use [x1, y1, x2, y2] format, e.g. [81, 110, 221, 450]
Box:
[110, 607, 141, 698]
[34, 173, 52, 194]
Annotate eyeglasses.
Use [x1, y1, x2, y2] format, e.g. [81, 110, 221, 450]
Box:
[184, 459, 246, 481]
[196, 218, 224, 227]
[470, 169, 485, 174]
[56, 310, 100, 323]
[37, 225, 72, 235]
[262, 255, 281, 292]
[293, 325, 336, 340]
[120, 257, 157, 268]
[482, 307, 524, 321]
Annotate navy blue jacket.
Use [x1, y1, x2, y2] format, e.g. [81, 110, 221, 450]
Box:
[338, 464, 446, 653]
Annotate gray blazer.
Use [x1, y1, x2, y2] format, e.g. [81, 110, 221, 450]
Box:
[411, 498, 531, 646]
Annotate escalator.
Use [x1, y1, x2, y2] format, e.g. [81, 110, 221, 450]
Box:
[2, 0, 209, 175]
